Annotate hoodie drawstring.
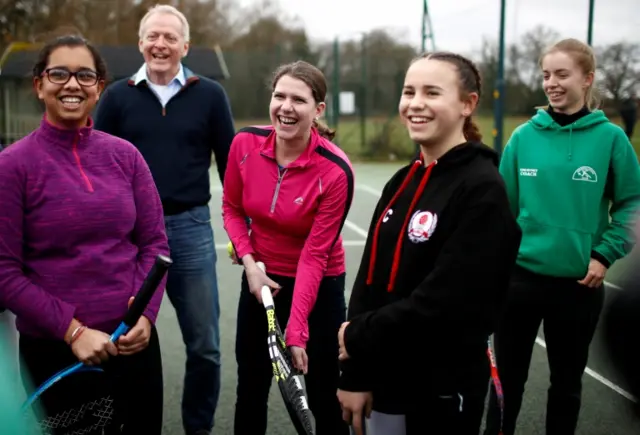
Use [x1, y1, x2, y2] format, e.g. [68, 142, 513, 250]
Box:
[366, 159, 437, 292]
[568, 125, 573, 160]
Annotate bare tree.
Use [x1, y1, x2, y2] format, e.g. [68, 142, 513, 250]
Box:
[596, 42, 640, 103]
[505, 25, 560, 114]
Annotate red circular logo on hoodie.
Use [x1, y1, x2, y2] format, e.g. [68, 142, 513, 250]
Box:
[408, 210, 438, 243]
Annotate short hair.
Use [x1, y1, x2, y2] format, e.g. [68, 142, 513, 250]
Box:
[138, 4, 190, 42]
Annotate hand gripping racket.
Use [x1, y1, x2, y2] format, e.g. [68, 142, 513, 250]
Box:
[21, 254, 172, 434]
[256, 261, 316, 435]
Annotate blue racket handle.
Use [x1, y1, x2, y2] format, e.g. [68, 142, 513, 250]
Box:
[109, 254, 172, 341]
[21, 254, 172, 412]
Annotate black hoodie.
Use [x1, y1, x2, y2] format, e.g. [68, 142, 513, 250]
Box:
[339, 142, 522, 413]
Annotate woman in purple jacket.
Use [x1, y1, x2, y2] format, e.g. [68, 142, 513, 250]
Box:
[0, 35, 169, 433]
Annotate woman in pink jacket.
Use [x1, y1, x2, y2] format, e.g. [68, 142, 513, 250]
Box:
[222, 60, 354, 435]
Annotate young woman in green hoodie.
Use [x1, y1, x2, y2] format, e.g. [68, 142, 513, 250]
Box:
[483, 38, 640, 435]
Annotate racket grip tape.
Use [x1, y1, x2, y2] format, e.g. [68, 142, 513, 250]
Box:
[121, 254, 172, 328]
[255, 262, 274, 308]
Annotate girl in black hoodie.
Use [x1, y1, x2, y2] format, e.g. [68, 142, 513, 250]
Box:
[336, 52, 523, 435]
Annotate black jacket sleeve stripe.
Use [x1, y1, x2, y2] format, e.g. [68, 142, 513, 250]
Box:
[236, 126, 271, 137]
[314, 147, 354, 250]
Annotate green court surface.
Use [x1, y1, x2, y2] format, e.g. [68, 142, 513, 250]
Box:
[148, 163, 640, 434]
[0, 163, 621, 434]
[0, 163, 637, 433]
[1, 162, 635, 434]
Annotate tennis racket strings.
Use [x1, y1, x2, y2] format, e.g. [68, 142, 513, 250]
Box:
[257, 262, 316, 435]
[24, 390, 115, 435]
[21, 254, 172, 435]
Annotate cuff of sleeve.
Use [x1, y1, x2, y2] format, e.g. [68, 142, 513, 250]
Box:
[343, 315, 369, 360]
[235, 243, 254, 262]
[55, 304, 77, 341]
[285, 326, 308, 349]
[338, 360, 372, 392]
[591, 250, 612, 269]
[143, 308, 158, 325]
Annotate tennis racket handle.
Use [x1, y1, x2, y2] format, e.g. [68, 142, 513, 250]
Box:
[122, 254, 172, 327]
[255, 262, 274, 307]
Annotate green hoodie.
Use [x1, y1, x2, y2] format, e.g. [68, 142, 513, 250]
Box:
[500, 109, 640, 278]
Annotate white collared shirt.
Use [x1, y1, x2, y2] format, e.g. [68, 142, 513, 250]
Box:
[134, 63, 186, 107]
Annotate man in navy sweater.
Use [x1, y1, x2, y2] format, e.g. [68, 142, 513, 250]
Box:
[94, 5, 234, 435]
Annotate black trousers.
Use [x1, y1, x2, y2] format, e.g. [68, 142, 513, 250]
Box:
[234, 271, 349, 435]
[19, 326, 163, 435]
[622, 114, 636, 139]
[603, 279, 640, 417]
[483, 266, 604, 435]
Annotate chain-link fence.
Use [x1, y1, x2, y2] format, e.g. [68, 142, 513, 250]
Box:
[0, 79, 42, 145]
[224, 41, 417, 160]
[0, 39, 418, 160]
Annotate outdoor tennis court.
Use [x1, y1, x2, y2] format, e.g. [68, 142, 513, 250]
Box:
[142, 162, 640, 434]
[2, 162, 631, 434]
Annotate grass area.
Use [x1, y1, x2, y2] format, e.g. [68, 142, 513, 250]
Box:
[236, 115, 640, 161]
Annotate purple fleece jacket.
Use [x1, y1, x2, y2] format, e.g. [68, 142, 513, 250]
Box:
[0, 117, 169, 340]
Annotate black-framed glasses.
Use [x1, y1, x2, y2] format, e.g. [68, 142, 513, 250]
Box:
[43, 68, 100, 86]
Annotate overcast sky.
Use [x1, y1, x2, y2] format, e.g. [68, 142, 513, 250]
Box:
[238, 0, 638, 53]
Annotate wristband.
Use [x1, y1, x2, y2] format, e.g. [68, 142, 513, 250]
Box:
[70, 325, 86, 345]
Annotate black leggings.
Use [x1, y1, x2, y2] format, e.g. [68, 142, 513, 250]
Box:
[234, 271, 349, 435]
[19, 326, 163, 435]
[483, 266, 604, 435]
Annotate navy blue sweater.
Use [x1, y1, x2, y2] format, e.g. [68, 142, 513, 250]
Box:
[94, 67, 235, 215]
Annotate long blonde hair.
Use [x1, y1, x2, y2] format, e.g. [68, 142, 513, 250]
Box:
[539, 38, 600, 110]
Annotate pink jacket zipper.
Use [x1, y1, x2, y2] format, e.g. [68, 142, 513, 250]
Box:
[72, 136, 94, 192]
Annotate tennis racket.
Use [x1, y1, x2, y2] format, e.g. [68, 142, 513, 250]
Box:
[487, 337, 505, 435]
[21, 253, 172, 435]
[256, 261, 316, 435]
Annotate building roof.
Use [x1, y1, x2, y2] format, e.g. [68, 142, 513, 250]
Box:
[0, 44, 229, 81]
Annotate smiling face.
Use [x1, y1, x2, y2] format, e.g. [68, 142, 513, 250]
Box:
[138, 12, 188, 83]
[399, 58, 476, 147]
[269, 74, 325, 143]
[542, 50, 594, 114]
[35, 45, 103, 129]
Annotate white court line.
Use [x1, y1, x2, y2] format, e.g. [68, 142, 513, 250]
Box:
[343, 220, 369, 238]
[355, 182, 637, 403]
[210, 184, 368, 241]
[355, 184, 383, 197]
[535, 337, 637, 402]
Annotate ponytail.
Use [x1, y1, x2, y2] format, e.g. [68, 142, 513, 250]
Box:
[313, 118, 336, 141]
[584, 84, 601, 110]
[463, 117, 482, 142]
